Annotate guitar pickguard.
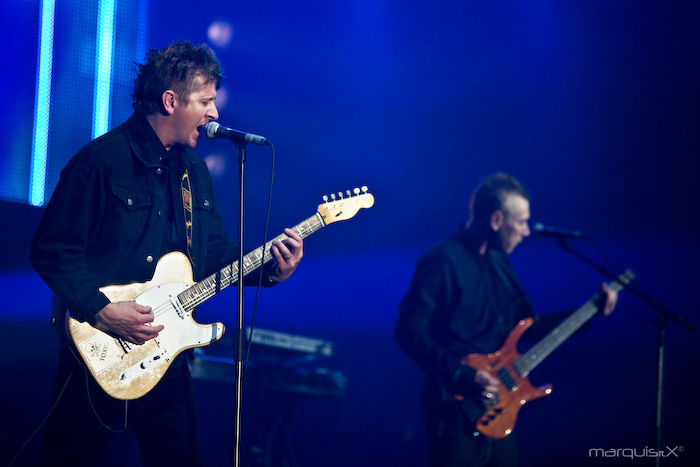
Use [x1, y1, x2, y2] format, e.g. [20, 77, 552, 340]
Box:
[69, 279, 225, 400]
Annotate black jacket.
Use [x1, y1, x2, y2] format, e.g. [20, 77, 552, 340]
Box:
[31, 113, 274, 327]
[395, 227, 570, 417]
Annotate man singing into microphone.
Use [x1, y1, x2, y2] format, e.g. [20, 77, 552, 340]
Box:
[395, 172, 617, 467]
[30, 40, 304, 466]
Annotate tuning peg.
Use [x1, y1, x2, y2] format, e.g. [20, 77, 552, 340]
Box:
[331, 193, 336, 201]
[346, 190, 351, 197]
[338, 192, 344, 199]
[323, 195, 328, 203]
[361, 186, 368, 193]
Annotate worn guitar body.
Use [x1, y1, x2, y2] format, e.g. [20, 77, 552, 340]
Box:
[67, 252, 224, 400]
[461, 318, 552, 439]
[66, 188, 375, 400]
[458, 269, 635, 439]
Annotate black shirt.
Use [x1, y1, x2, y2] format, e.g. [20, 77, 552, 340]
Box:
[395, 226, 569, 415]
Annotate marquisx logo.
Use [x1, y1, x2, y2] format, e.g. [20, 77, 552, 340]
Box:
[589, 446, 684, 458]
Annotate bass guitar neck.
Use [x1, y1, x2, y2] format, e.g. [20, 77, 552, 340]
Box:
[460, 269, 634, 439]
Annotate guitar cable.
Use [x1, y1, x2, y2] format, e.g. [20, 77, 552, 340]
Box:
[6, 368, 74, 467]
[8, 146, 276, 467]
[238, 142, 275, 392]
[5, 347, 131, 467]
[81, 357, 129, 434]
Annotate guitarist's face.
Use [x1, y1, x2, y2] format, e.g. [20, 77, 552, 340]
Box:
[496, 194, 531, 254]
[168, 77, 219, 149]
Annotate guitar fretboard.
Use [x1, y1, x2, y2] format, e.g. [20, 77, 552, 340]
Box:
[513, 269, 634, 377]
[177, 213, 325, 310]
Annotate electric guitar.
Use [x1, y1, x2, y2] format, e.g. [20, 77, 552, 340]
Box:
[67, 187, 375, 400]
[458, 269, 635, 439]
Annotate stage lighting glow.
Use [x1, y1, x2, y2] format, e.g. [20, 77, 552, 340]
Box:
[136, 0, 149, 64]
[204, 154, 227, 178]
[215, 86, 229, 110]
[93, 0, 117, 139]
[207, 21, 234, 48]
[29, 0, 56, 207]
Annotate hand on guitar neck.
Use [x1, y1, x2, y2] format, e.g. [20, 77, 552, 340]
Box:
[598, 283, 618, 316]
[95, 301, 163, 345]
[269, 228, 304, 282]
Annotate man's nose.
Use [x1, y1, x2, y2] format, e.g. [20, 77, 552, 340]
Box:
[209, 103, 219, 121]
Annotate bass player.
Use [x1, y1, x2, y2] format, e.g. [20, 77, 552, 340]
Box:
[395, 172, 617, 467]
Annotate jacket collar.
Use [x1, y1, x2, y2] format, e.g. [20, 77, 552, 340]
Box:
[456, 223, 503, 254]
[124, 112, 176, 168]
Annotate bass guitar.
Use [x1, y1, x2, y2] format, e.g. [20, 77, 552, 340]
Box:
[458, 269, 634, 439]
[67, 187, 374, 400]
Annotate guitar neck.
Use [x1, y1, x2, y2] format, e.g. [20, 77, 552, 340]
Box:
[513, 269, 634, 376]
[178, 213, 325, 309]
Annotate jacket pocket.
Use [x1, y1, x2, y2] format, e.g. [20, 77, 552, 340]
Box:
[106, 181, 153, 241]
[192, 188, 211, 208]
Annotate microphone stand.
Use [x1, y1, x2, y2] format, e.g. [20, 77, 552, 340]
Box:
[230, 141, 248, 467]
[554, 238, 697, 467]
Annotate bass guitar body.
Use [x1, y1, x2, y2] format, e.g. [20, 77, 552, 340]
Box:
[460, 318, 552, 439]
[459, 269, 633, 439]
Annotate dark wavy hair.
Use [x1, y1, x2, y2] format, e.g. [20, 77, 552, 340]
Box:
[469, 172, 530, 223]
[132, 40, 223, 115]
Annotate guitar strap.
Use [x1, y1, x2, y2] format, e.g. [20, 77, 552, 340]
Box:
[180, 168, 195, 267]
[488, 248, 536, 316]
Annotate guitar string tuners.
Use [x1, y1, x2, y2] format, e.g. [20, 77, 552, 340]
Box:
[323, 187, 370, 204]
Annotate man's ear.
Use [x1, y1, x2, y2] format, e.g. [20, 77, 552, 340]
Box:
[161, 90, 177, 115]
[490, 209, 504, 232]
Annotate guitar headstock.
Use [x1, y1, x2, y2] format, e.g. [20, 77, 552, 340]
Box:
[608, 268, 635, 293]
[318, 186, 375, 225]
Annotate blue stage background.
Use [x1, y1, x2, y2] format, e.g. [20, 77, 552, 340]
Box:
[1, 1, 698, 466]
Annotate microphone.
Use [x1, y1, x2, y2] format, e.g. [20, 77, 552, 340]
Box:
[531, 222, 586, 239]
[204, 121, 270, 146]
